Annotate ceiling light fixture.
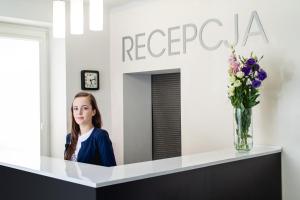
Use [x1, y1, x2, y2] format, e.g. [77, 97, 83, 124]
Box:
[70, 0, 84, 35]
[52, 0, 65, 38]
[53, 0, 103, 38]
[89, 0, 103, 31]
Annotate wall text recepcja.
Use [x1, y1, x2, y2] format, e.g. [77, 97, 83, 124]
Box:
[122, 11, 268, 62]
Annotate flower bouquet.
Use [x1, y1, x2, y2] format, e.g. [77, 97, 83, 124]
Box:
[227, 48, 267, 152]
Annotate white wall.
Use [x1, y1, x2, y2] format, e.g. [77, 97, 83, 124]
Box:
[110, 0, 300, 199]
[123, 73, 152, 164]
[65, 2, 112, 144]
[50, 35, 67, 158]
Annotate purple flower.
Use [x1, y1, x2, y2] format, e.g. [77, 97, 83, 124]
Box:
[252, 64, 260, 71]
[246, 58, 256, 66]
[252, 79, 261, 88]
[258, 69, 267, 81]
[242, 65, 251, 76]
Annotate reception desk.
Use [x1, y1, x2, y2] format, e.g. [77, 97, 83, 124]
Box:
[0, 145, 281, 200]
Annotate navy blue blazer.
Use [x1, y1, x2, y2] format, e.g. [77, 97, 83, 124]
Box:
[65, 128, 116, 167]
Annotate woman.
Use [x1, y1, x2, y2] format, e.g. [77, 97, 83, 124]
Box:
[64, 92, 116, 167]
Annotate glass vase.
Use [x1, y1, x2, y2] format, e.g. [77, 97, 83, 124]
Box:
[233, 107, 253, 152]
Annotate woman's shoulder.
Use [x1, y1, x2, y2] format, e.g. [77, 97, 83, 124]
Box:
[90, 128, 110, 141]
[92, 128, 109, 137]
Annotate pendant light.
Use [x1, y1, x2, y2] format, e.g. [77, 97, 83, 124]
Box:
[53, 0, 103, 38]
[70, 0, 84, 34]
[52, 0, 66, 38]
[89, 0, 103, 31]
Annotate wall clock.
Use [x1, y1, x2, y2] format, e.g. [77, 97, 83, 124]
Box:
[81, 70, 99, 90]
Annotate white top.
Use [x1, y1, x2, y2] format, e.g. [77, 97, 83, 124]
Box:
[71, 128, 94, 161]
[0, 145, 281, 188]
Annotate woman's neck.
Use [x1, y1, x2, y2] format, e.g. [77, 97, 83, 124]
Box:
[80, 124, 94, 135]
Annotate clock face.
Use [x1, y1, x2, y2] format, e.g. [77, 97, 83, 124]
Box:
[84, 72, 98, 88]
[81, 70, 99, 90]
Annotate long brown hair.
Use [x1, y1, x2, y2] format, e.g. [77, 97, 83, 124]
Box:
[64, 92, 102, 160]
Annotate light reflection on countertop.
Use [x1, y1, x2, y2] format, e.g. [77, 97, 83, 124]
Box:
[0, 145, 282, 188]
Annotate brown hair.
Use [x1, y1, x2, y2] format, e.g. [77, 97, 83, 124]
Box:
[64, 92, 102, 160]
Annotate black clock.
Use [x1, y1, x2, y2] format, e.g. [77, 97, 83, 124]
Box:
[81, 70, 99, 90]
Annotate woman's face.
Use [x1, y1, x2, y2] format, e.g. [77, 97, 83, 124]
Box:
[72, 97, 96, 126]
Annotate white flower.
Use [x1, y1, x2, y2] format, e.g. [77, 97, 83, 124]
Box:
[233, 80, 241, 87]
[228, 86, 235, 97]
[236, 71, 244, 78]
[228, 66, 233, 75]
[246, 79, 252, 85]
[228, 75, 236, 83]
[228, 86, 235, 92]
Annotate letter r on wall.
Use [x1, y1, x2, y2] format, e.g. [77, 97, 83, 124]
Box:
[122, 36, 134, 62]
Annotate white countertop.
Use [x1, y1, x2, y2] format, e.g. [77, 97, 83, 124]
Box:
[0, 145, 281, 188]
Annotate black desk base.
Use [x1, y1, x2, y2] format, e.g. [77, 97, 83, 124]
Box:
[0, 153, 281, 200]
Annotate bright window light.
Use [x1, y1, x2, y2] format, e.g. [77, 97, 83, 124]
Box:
[53, 0, 66, 38]
[90, 0, 103, 31]
[70, 0, 84, 34]
[0, 37, 40, 161]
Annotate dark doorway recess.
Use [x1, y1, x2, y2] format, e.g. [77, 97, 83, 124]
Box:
[152, 73, 181, 160]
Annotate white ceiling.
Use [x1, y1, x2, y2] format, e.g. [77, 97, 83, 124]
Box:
[104, 0, 133, 7]
[66, 0, 132, 7]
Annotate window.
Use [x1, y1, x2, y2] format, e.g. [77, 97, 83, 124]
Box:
[0, 22, 49, 161]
